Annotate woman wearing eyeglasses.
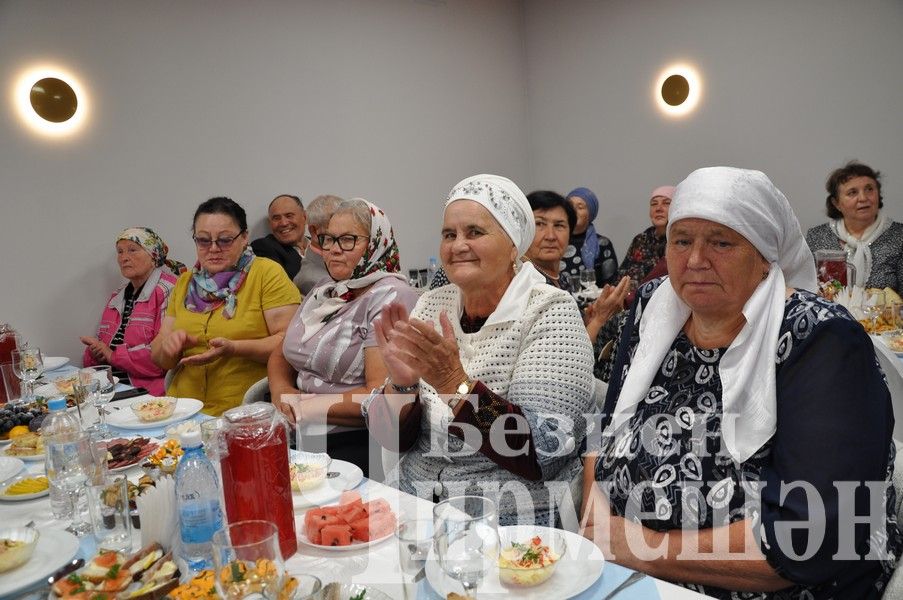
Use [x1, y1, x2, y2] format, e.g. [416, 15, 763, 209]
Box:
[267, 198, 418, 475]
[151, 197, 301, 416]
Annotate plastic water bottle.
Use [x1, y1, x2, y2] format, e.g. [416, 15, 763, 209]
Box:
[175, 428, 223, 573]
[41, 396, 81, 520]
[427, 256, 439, 287]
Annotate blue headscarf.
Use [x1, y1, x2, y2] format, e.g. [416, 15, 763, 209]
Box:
[566, 187, 600, 270]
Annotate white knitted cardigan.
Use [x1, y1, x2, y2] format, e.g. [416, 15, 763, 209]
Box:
[396, 282, 595, 526]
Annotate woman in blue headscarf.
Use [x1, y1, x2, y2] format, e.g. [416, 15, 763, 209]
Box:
[562, 187, 619, 287]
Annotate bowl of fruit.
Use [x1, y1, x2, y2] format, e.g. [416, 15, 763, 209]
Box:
[0, 404, 46, 441]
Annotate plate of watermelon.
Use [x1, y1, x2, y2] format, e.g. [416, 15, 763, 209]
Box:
[300, 491, 397, 552]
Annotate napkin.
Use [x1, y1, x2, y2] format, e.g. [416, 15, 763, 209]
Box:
[136, 476, 177, 551]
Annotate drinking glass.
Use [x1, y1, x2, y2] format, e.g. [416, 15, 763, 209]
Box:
[284, 574, 321, 600]
[86, 475, 133, 552]
[861, 289, 886, 333]
[396, 518, 434, 600]
[892, 301, 903, 332]
[83, 366, 115, 437]
[433, 496, 499, 599]
[71, 372, 99, 428]
[46, 432, 95, 536]
[11, 347, 43, 403]
[579, 270, 597, 291]
[212, 520, 284, 599]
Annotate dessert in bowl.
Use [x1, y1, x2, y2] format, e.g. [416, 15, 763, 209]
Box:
[0, 525, 39, 573]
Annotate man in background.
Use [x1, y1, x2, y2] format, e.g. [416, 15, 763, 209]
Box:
[251, 194, 308, 279]
[293, 194, 343, 295]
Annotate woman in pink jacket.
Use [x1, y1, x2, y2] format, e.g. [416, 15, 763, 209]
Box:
[81, 227, 184, 395]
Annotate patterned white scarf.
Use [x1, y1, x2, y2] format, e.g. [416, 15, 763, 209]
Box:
[830, 213, 890, 287]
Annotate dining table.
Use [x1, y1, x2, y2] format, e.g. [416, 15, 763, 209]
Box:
[0, 362, 712, 600]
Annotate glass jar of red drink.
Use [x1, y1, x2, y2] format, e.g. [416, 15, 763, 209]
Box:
[220, 403, 297, 558]
[0, 324, 20, 404]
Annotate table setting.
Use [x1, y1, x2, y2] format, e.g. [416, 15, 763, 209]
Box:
[0, 351, 709, 600]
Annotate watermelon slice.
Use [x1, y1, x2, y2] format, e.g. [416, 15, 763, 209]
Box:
[320, 524, 353, 546]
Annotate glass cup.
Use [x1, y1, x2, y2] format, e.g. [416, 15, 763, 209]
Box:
[396, 518, 434, 600]
[861, 289, 886, 333]
[83, 366, 115, 438]
[212, 520, 285, 600]
[892, 301, 903, 331]
[285, 574, 322, 600]
[433, 495, 499, 599]
[46, 432, 95, 536]
[579, 270, 597, 291]
[11, 347, 43, 403]
[86, 475, 133, 552]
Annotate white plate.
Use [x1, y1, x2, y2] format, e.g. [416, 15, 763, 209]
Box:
[104, 437, 161, 472]
[0, 473, 49, 501]
[36, 374, 120, 398]
[319, 583, 393, 599]
[42, 356, 70, 372]
[426, 525, 605, 599]
[3, 448, 44, 462]
[105, 397, 204, 430]
[0, 456, 24, 482]
[0, 527, 79, 597]
[297, 521, 393, 553]
[291, 457, 363, 508]
[878, 333, 903, 358]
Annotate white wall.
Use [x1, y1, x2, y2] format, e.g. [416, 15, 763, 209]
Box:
[3, 0, 903, 365]
[0, 0, 530, 361]
[523, 0, 903, 256]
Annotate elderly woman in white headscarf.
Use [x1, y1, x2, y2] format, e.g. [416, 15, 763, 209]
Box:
[581, 167, 900, 599]
[364, 174, 595, 526]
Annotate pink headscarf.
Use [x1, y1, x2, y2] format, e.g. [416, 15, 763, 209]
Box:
[650, 186, 676, 200]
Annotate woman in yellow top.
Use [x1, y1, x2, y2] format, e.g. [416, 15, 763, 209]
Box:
[151, 197, 301, 415]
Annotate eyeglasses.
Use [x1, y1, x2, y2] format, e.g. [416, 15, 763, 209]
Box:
[193, 231, 245, 250]
[318, 234, 367, 251]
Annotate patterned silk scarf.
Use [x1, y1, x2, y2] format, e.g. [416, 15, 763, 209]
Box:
[185, 245, 255, 319]
[297, 199, 404, 343]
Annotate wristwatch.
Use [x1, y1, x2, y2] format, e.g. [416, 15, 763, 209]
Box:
[447, 376, 475, 410]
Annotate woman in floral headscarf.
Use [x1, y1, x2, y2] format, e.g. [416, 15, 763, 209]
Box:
[81, 227, 185, 395]
[268, 198, 418, 474]
[151, 197, 301, 415]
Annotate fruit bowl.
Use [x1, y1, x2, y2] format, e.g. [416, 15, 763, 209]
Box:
[0, 525, 39, 572]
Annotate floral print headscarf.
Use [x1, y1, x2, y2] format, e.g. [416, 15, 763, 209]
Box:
[117, 227, 186, 275]
[296, 198, 405, 343]
[347, 199, 401, 282]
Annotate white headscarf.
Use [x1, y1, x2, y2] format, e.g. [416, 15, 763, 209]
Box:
[443, 174, 544, 325]
[608, 167, 817, 464]
[445, 174, 535, 255]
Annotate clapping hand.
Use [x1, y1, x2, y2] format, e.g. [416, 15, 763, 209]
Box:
[179, 337, 234, 366]
[374, 303, 466, 394]
[584, 276, 631, 327]
[79, 336, 112, 363]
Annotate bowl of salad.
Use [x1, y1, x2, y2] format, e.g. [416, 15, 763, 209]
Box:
[131, 396, 177, 422]
[289, 451, 330, 492]
[497, 531, 566, 587]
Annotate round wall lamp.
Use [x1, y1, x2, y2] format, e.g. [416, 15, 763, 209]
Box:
[13, 66, 88, 137]
[654, 64, 702, 117]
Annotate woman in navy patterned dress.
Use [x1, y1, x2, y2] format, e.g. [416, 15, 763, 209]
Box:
[582, 167, 901, 599]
